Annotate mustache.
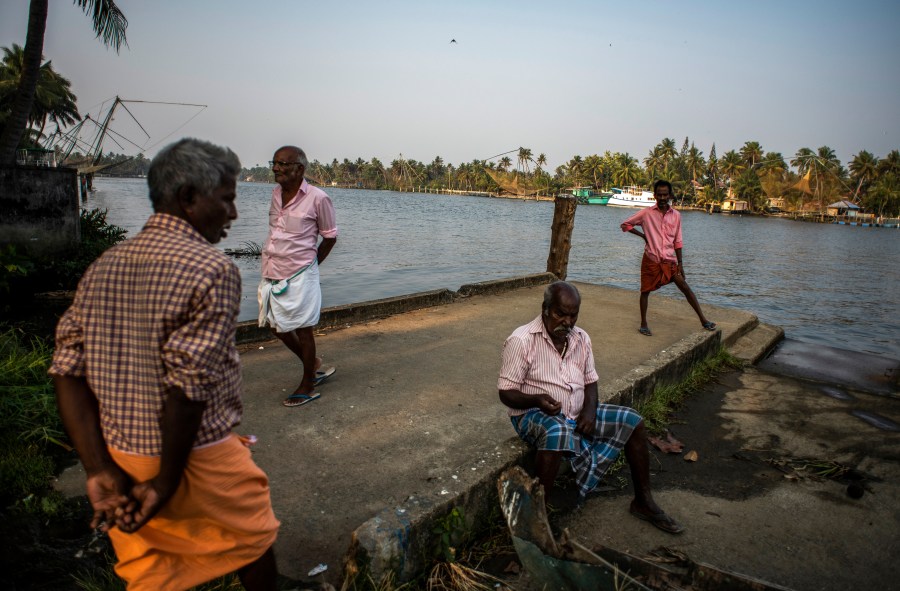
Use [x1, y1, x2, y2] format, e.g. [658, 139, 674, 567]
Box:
[553, 325, 570, 334]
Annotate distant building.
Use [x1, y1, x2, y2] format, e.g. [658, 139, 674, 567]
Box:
[826, 200, 861, 217]
[722, 199, 749, 213]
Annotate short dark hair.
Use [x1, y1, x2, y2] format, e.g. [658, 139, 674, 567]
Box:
[148, 138, 240, 209]
[653, 179, 673, 194]
[542, 281, 580, 312]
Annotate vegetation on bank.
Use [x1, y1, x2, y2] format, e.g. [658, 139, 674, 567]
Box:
[4, 36, 897, 218]
[242, 141, 900, 218]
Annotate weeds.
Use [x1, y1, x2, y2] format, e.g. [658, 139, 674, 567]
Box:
[0, 327, 68, 509]
[635, 348, 742, 434]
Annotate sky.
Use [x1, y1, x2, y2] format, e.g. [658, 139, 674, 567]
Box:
[2, 0, 899, 171]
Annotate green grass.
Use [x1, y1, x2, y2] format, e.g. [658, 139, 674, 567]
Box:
[634, 347, 743, 435]
[0, 326, 68, 509]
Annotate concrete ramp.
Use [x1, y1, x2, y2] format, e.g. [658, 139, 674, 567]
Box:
[236, 278, 757, 584]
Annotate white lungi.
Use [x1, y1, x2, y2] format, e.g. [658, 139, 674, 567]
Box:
[257, 261, 321, 333]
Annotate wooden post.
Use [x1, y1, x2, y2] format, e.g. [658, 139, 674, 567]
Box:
[546, 194, 577, 280]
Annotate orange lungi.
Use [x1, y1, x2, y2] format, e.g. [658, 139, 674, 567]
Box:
[640, 253, 679, 293]
[108, 434, 280, 591]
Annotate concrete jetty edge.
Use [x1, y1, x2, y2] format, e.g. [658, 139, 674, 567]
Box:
[330, 279, 782, 585]
[235, 272, 557, 345]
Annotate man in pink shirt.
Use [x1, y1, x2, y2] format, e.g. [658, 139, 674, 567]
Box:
[258, 146, 338, 407]
[620, 180, 716, 337]
[498, 282, 683, 533]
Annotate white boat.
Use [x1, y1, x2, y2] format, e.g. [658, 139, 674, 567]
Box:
[606, 186, 655, 208]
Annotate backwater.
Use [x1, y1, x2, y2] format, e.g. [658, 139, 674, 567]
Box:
[85, 178, 900, 360]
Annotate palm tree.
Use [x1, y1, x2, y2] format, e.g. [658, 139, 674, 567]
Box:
[643, 146, 663, 180]
[498, 156, 512, 172]
[0, 44, 80, 144]
[517, 147, 532, 176]
[759, 151, 787, 172]
[614, 153, 641, 187]
[535, 153, 548, 194]
[791, 147, 814, 176]
[684, 144, 705, 183]
[583, 154, 603, 189]
[658, 138, 677, 170]
[739, 141, 763, 168]
[849, 150, 878, 198]
[0, 0, 128, 164]
[720, 150, 745, 185]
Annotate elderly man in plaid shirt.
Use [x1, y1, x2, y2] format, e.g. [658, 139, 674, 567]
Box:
[51, 139, 280, 590]
[498, 281, 684, 534]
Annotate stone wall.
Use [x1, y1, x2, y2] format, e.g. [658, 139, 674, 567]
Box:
[0, 166, 80, 256]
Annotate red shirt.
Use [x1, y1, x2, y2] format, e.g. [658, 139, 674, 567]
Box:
[620, 205, 683, 263]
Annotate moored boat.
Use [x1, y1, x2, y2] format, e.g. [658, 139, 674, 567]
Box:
[606, 186, 655, 208]
[572, 187, 611, 205]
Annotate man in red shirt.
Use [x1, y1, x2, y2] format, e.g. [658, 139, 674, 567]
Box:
[620, 180, 716, 336]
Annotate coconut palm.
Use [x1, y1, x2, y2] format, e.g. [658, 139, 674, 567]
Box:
[643, 146, 663, 180]
[658, 138, 677, 170]
[877, 150, 900, 177]
[684, 144, 706, 183]
[791, 147, 814, 175]
[614, 152, 641, 187]
[0, 44, 80, 144]
[583, 154, 603, 189]
[517, 147, 532, 176]
[759, 151, 787, 172]
[498, 156, 512, 172]
[720, 150, 745, 184]
[849, 150, 878, 198]
[739, 141, 763, 168]
[566, 155, 584, 186]
[0, 0, 128, 164]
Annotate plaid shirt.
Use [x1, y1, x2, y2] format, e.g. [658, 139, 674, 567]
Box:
[498, 316, 600, 420]
[51, 213, 243, 456]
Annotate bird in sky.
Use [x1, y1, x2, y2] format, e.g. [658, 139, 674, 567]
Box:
[450, 39, 457, 44]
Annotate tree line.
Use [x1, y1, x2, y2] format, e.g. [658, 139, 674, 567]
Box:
[242, 141, 899, 218]
[3, 41, 897, 218]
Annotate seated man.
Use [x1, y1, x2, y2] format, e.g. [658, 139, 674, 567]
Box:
[498, 281, 684, 534]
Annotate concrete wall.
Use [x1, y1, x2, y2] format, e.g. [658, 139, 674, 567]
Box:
[0, 166, 80, 256]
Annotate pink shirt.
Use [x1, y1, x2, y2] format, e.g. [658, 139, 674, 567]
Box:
[620, 205, 683, 263]
[498, 315, 600, 419]
[261, 179, 338, 280]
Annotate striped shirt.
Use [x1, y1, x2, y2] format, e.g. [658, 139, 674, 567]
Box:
[620, 204, 683, 263]
[498, 315, 600, 420]
[50, 213, 243, 456]
[261, 179, 338, 280]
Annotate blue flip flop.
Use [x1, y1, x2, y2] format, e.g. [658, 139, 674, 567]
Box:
[702, 321, 717, 331]
[283, 392, 320, 408]
[314, 366, 336, 386]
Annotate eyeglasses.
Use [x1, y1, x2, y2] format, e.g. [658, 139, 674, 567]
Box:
[269, 160, 302, 169]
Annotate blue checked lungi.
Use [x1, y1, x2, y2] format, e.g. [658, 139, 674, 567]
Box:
[511, 405, 642, 498]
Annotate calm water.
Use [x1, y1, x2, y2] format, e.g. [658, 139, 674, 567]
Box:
[85, 178, 900, 359]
